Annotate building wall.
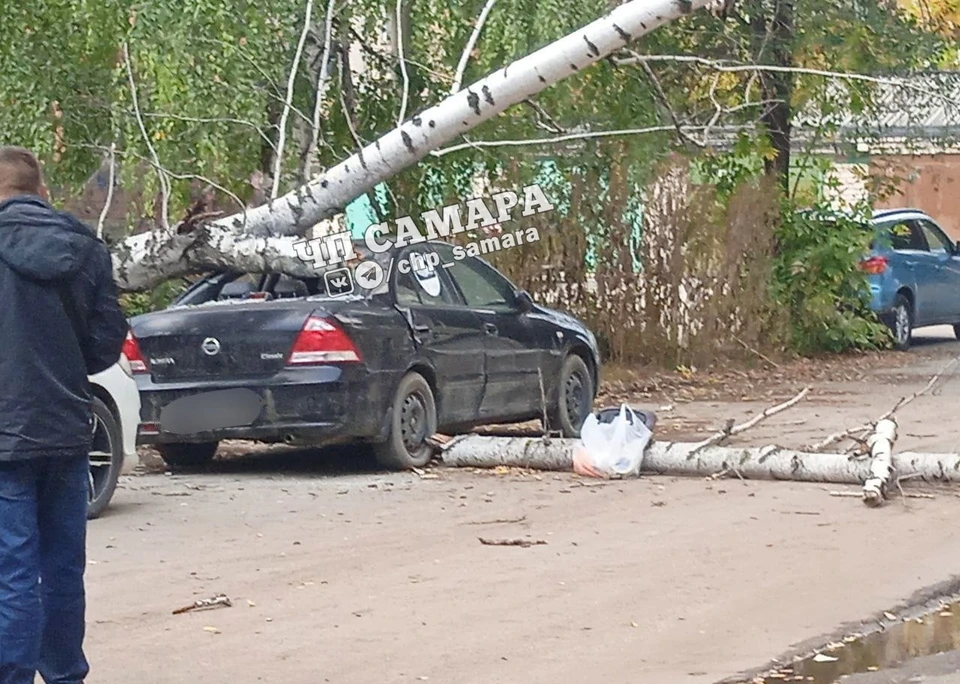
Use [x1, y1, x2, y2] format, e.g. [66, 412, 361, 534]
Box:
[823, 163, 869, 210]
[871, 154, 960, 239]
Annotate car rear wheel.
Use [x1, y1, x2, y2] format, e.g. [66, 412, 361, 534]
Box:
[88, 397, 124, 520]
[374, 372, 437, 471]
[888, 294, 913, 351]
[156, 441, 219, 469]
[547, 354, 595, 438]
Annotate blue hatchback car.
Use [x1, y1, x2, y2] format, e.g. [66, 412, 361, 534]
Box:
[863, 209, 960, 351]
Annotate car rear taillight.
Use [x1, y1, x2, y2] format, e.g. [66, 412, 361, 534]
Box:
[286, 315, 362, 365]
[859, 256, 888, 275]
[122, 331, 150, 374]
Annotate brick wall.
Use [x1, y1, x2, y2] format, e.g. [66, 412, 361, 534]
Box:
[871, 154, 960, 239]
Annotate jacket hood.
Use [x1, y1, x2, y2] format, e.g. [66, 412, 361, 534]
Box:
[0, 195, 97, 282]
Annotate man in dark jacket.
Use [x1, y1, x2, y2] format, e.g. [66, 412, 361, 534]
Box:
[0, 146, 127, 683]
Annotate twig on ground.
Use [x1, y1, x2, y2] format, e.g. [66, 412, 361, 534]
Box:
[426, 433, 468, 452]
[735, 337, 782, 369]
[172, 594, 232, 615]
[462, 515, 527, 526]
[810, 355, 960, 452]
[894, 472, 932, 506]
[411, 467, 439, 480]
[688, 387, 809, 458]
[707, 466, 746, 484]
[874, 357, 959, 422]
[808, 423, 873, 453]
[831, 489, 934, 500]
[478, 537, 546, 548]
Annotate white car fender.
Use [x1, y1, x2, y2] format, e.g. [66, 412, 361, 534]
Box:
[88, 356, 142, 474]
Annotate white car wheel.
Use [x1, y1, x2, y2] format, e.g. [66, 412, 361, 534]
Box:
[88, 397, 123, 519]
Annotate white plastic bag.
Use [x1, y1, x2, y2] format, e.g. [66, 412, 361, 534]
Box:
[575, 404, 653, 477]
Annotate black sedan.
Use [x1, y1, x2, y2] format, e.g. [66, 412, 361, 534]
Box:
[126, 239, 601, 470]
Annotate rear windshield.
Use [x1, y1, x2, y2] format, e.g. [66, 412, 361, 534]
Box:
[174, 240, 384, 306]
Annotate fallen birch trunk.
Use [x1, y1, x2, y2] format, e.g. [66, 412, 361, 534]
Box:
[862, 419, 897, 506]
[442, 436, 960, 485]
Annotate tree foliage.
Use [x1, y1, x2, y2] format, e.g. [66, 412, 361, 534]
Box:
[0, 0, 953, 357]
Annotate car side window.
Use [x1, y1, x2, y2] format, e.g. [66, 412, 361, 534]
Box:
[395, 269, 422, 306]
[444, 255, 518, 311]
[917, 220, 953, 254]
[394, 248, 459, 307]
[881, 221, 927, 251]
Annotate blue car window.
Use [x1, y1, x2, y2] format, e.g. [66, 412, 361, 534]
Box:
[917, 220, 952, 254]
[878, 221, 925, 251]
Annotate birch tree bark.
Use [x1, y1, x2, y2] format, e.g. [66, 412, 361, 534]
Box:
[441, 435, 960, 485]
[110, 0, 725, 289]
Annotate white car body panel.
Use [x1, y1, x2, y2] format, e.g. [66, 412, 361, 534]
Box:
[88, 357, 141, 474]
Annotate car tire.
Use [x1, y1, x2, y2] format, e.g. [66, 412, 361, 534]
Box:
[374, 372, 437, 471]
[156, 441, 219, 469]
[888, 293, 913, 351]
[87, 397, 124, 520]
[547, 354, 595, 438]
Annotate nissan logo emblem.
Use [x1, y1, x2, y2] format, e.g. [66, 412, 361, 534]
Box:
[201, 337, 221, 356]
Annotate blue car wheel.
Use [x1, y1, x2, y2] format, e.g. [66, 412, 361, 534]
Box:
[889, 294, 912, 351]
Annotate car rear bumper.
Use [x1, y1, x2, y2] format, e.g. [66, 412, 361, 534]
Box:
[135, 365, 397, 446]
[869, 283, 895, 314]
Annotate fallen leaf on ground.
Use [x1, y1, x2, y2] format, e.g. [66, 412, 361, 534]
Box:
[203, 626, 221, 634]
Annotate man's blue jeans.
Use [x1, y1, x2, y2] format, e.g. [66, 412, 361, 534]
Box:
[0, 455, 89, 684]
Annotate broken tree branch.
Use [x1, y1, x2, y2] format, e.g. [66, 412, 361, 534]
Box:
[395, 0, 411, 125]
[809, 355, 960, 452]
[172, 594, 232, 615]
[862, 419, 898, 507]
[463, 515, 527, 526]
[450, 0, 498, 95]
[122, 42, 170, 231]
[300, 0, 338, 183]
[195, 0, 724, 239]
[611, 53, 960, 109]
[478, 537, 546, 548]
[96, 142, 116, 240]
[735, 337, 781, 369]
[688, 387, 809, 456]
[273, 0, 316, 199]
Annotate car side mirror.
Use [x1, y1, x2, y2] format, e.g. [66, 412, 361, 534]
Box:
[515, 290, 534, 313]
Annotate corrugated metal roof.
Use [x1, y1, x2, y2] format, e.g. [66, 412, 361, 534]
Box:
[794, 71, 960, 138]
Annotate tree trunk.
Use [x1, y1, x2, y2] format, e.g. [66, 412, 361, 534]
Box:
[192, 0, 722, 240]
[754, 0, 795, 191]
[441, 435, 960, 485]
[111, 225, 327, 290]
[110, 0, 722, 289]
